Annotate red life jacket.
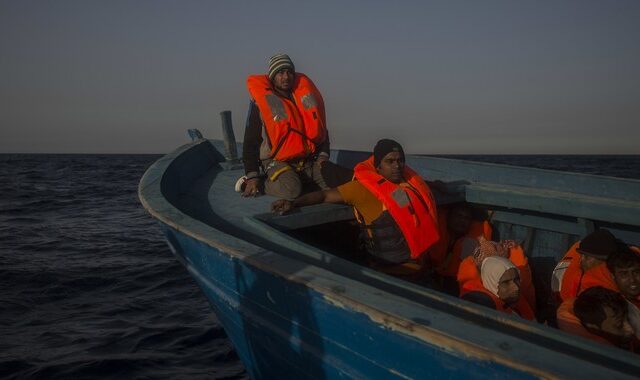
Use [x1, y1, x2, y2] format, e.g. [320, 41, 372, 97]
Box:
[247, 73, 327, 162]
[353, 156, 439, 259]
[457, 247, 536, 320]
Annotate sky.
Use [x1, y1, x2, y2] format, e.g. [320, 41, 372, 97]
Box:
[1, 0, 639, 154]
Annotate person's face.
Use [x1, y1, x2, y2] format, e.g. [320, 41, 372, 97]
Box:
[592, 306, 634, 346]
[497, 268, 520, 305]
[612, 264, 640, 300]
[580, 254, 604, 271]
[448, 206, 472, 236]
[376, 151, 405, 184]
[272, 68, 294, 93]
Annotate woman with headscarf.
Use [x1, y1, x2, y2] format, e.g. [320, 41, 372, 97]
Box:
[457, 238, 536, 320]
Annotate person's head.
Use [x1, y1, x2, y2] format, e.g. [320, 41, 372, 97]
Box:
[607, 244, 640, 300]
[470, 237, 509, 266]
[447, 203, 473, 237]
[577, 229, 617, 271]
[574, 286, 634, 347]
[373, 139, 405, 184]
[268, 53, 296, 93]
[481, 256, 521, 305]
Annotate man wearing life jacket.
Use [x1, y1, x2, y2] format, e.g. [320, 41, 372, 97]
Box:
[457, 238, 536, 320]
[567, 244, 640, 342]
[428, 203, 492, 295]
[242, 54, 330, 199]
[579, 244, 640, 307]
[551, 229, 618, 303]
[271, 139, 440, 280]
[557, 286, 636, 352]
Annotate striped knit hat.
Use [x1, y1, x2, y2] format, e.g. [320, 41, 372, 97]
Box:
[268, 54, 295, 80]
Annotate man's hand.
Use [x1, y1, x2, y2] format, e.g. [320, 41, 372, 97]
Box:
[241, 178, 261, 197]
[271, 199, 294, 215]
[315, 154, 329, 165]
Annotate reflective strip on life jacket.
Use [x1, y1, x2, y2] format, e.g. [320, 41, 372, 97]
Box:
[552, 242, 585, 302]
[247, 73, 327, 162]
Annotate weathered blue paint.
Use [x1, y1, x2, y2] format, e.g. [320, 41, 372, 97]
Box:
[163, 224, 545, 380]
[139, 139, 640, 379]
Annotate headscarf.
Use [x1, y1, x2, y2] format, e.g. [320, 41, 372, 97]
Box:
[480, 256, 518, 297]
[470, 237, 515, 267]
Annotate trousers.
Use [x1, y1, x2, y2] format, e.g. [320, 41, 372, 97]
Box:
[262, 159, 328, 200]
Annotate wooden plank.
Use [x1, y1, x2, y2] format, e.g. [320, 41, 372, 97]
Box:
[406, 155, 640, 202]
[490, 211, 589, 237]
[256, 203, 354, 231]
[466, 183, 640, 226]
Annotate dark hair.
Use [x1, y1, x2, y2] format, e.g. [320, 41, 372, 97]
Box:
[573, 286, 627, 329]
[606, 242, 640, 274]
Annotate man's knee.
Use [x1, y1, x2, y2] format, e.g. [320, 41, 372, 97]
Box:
[264, 171, 302, 199]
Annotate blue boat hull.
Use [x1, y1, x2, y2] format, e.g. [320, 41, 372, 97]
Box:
[163, 225, 544, 379]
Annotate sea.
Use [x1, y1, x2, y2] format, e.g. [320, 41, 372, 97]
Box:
[1, 153, 639, 380]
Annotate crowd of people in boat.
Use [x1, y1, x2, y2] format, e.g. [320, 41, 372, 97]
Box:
[238, 53, 640, 353]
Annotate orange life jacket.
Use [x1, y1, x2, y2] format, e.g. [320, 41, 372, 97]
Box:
[580, 263, 618, 293]
[457, 246, 536, 320]
[353, 156, 439, 259]
[556, 298, 616, 347]
[552, 242, 585, 302]
[577, 247, 640, 308]
[247, 73, 327, 162]
[555, 244, 640, 304]
[430, 208, 492, 278]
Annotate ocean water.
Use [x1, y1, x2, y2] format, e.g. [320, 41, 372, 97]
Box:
[0, 155, 247, 380]
[1, 154, 639, 379]
[434, 154, 640, 179]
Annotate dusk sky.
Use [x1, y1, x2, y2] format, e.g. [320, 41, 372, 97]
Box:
[1, 1, 639, 154]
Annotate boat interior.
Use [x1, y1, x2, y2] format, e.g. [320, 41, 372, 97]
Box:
[160, 139, 640, 330]
[137, 138, 640, 375]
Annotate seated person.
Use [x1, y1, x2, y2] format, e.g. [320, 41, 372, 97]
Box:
[551, 229, 618, 303]
[457, 238, 536, 320]
[580, 243, 640, 308]
[557, 286, 636, 352]
[271, 139, 440, 281]
[241, 53, 330, 199]
[428, 203, 492, 295]
[606, 245, 640, 307]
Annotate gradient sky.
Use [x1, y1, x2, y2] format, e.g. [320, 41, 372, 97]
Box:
[1, 0, 639, 154]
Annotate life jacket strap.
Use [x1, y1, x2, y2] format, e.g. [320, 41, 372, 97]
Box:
[269, 165, 292, 182]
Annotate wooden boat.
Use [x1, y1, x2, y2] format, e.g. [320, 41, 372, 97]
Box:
[138, 134, 640, 379]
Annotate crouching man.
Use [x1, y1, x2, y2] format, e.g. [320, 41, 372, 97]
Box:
[558, 286, 637, 352]
[271, 139, 440, 280]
